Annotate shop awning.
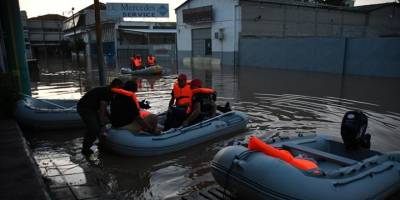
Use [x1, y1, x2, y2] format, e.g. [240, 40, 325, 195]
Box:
[119, 28, 176, 34]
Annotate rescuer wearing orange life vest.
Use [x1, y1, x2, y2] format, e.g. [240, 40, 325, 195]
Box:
[110, 80, 160, 134]
[147, 54, 156, 66]
[130, 55, 143, 70]
[164, 74, 192, 130]
[182, 79, 217, 127]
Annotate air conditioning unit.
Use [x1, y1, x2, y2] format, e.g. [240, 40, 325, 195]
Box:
[214, 28, 224, 40]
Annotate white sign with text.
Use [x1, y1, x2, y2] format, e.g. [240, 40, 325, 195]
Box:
[106, 3, 169, 18]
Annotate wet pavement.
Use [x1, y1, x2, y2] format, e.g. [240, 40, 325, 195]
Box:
[25, 64, 400, 199]
[0, 120, 49, 200]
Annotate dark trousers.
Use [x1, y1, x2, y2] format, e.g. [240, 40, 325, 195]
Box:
[77, 107, 101, 151]
[164, 106, 188, 130]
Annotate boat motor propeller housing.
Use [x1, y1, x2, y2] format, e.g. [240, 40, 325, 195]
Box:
[341, 110, 371, 149]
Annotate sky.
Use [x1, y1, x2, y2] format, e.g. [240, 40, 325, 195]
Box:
[19, 0, 187, 21]
[20, 0, 396, 19]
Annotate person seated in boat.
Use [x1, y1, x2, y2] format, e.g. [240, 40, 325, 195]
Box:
[182, 79, 217, 127]
[164, 74, 192, 130]
[130, 55, 143, 70]
[77, 78, 124, 156]
[146, 54, 156, 67]
[110, 80, 160, 134]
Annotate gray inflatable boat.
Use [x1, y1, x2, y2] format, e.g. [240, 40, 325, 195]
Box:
[120, 65, 163, 75]
[211, 133, 400, 200]
[105, 111, 249, 156]
[14, 95, 83, 130]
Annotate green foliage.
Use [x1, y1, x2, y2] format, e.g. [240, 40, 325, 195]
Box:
[0, 73, 20, 118]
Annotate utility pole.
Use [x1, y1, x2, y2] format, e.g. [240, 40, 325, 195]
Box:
[72, 7, 82, 93]
[94, 0, 106, 86]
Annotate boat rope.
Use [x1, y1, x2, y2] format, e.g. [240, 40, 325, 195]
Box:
[333, 164, 394, 187]
[21, 94, 75, 109]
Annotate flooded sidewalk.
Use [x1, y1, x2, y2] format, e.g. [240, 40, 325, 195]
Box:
[35, 152, 108, 200]
[0, 120, 49, 200]
[0, 119, 110, 200]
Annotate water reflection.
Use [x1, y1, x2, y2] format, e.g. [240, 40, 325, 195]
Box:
[30, 63, 400, 199]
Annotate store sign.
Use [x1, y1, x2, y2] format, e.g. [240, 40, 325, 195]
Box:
[183, 6, 212, 24]
[106, 3, 169, 18]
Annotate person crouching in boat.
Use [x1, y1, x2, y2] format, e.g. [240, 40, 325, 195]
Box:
[130, 55, 143, 70]
[181, 79, 217, 127]
[164, 74, 192, 130]
[146, 54, 156, 67]
[77, 78, 124, 156]
[110, 80, 160, 134]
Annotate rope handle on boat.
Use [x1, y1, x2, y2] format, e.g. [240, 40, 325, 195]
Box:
[332, 164, 394, 187]
[21, 94, 76, 110]
[222, 150, 254, 197]
[152, 112, 240, 141]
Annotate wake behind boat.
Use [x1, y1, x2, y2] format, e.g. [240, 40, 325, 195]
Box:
[105, 111, 249, 156]
[14, 95, 83, 130]
[120, 65, 163, 75]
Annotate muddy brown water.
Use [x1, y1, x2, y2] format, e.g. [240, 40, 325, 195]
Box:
[29, 64, 400, 199]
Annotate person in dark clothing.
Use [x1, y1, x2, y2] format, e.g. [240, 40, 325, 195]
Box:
[110, 80, 160, 134]
[77, 78, 123, 156]
[182, 79, 217, 127]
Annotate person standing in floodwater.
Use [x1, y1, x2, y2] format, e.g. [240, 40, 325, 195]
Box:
[77, 78, 124, 156]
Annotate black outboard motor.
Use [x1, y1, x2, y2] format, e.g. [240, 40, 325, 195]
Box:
[341, 110, 371, 150]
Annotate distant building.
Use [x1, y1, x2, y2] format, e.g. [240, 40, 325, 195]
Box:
[175, 0, 400, 77]
[63, 3, 176, 71]
[26, 14, 67, 69]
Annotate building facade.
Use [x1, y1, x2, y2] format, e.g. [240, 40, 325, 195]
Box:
[176, 0, 400, 77]
[63, 3, 176, 72]
[27, 14, 67, 71]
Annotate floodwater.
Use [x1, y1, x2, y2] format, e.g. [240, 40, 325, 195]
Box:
[29, 63, 400, 199]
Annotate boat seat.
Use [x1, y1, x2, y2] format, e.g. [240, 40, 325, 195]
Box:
[282, 143, 358, 166]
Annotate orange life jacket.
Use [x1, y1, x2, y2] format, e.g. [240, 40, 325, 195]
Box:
[173, 80, 192, 107]
[147, 55, 156, 66]
[248, 136, 319, 171]
[192, 88, 215, 95]
[111, 88, 150, 119]
[133, 56, 142, 69]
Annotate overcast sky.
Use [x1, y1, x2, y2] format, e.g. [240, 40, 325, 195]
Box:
[20, 0, 396, 19]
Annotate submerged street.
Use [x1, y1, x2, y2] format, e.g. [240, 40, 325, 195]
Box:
[27, 64, 400, 199]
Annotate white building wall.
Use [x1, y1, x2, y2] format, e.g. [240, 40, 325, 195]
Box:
[210, 0, 239, 53]
[176, 0, 215, 52]
[176, 0, 239, 65]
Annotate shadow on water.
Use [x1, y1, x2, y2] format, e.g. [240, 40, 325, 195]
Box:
[29, 62, 400, 199]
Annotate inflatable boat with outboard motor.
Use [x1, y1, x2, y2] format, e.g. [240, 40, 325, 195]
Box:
[14, 95, 83, 130]
[121, 65, 163, 75]
[211, 110, 400, 200]
[105, 111, 249, 156]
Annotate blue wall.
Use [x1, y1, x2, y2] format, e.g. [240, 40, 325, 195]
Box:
[345, 38, 400, 77]
[239, 37, 400, 77]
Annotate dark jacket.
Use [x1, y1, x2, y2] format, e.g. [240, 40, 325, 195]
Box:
[110, 94, 140, 128]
